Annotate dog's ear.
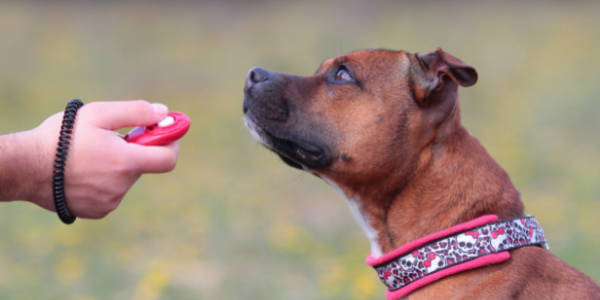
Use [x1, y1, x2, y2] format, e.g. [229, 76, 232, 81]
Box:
[411, 48, 477, 107]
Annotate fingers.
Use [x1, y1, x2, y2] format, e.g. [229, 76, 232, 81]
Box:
[127, 141, 180, 174]
[84, 100, 169, 130]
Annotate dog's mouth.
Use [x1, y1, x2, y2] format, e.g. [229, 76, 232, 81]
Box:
[244, 114, 330, 170]
[263, 130, 326, 169]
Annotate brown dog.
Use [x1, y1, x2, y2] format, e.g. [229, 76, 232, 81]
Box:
[242, 48, 600, 299]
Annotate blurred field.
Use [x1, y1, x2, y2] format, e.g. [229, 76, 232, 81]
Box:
[0, 1, 599, 299]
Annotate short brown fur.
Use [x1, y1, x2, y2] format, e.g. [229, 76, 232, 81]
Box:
[243, 48, 600, 299]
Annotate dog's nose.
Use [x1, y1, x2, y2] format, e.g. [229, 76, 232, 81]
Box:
[246, 67, 271, 88]
[249, 67, 270, 83]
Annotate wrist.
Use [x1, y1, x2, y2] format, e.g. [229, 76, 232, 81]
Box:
[25, 127, 54, 207]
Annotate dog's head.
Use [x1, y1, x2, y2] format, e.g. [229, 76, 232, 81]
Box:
[243, 48, 477, 186]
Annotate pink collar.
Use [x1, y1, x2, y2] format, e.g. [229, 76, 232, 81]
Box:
[366, 215, 548, 300]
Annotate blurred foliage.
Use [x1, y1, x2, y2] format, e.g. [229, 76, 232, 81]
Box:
[0, 0, 599, 299]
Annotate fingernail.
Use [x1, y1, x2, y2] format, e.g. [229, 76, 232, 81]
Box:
[152, 103, 168, 115]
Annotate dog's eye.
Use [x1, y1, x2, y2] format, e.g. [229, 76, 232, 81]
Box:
[336, 67, 352, 81]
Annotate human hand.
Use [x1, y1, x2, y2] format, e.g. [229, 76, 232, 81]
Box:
[27, 100, 179, 219]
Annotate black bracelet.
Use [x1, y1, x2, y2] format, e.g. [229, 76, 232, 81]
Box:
[53, 99, 84, 224]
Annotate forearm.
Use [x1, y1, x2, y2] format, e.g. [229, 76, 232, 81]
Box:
[0, 130, 51, 203]
[0, 101, 179, 219]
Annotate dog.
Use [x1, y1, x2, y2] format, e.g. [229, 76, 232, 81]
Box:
[242, 48, 600, 299]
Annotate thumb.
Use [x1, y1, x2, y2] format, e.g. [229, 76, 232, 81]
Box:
[84, 100, 169, 130]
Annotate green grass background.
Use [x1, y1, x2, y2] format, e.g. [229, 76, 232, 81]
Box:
[0, 1, 599, 299]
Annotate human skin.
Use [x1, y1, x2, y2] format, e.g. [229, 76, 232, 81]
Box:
[0, 100, 179, 219]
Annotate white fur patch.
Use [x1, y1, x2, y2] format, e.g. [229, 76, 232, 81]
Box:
[323, 178, 384, 258]
[244, 116, 267, 146]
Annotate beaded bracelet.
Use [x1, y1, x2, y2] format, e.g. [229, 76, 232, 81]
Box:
[53, 99, 84, 224]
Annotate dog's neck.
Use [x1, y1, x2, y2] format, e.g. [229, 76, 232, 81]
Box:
[325, 109, 524, 257]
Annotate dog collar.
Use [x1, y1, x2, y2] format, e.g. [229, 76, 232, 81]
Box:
[366, 215, 548, 300]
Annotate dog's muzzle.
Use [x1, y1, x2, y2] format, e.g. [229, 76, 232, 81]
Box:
[243, 67, 333, 170]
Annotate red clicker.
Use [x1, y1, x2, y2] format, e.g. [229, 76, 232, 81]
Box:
[124, 112, 190, 146]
